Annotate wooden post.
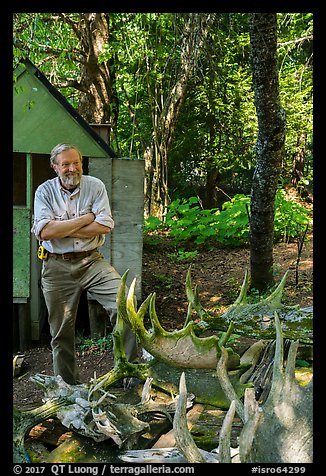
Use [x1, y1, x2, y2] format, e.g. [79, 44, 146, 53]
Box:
[18, 303, 31, 351]
[87, 300, 108, 338]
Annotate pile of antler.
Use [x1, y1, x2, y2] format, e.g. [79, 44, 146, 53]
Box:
[13, 270, 313, 463]
[120, 313, 313, 463]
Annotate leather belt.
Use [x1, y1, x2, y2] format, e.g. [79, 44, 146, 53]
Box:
[48, 249, 97, 260]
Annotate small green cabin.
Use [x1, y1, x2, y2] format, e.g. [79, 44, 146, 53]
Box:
[13, 58, 144, 350]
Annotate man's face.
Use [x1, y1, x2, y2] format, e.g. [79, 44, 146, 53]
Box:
[52, 148, 83, 189]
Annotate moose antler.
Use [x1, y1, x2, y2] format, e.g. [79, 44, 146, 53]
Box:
[121, 311, 312, 464]
[13, 398, 67, 463]
[119, 271, 240, 370]
[216, 312, 313, 463]
[188, 269, 313, 344]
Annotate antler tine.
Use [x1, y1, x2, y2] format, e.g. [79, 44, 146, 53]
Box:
[174, 372, 206, 463]
[263, 271, 289, 308]
[149, 293, 167, 335]
[126, 277, 152, 337]
[218, 399, 236, 463]
[117, 270, 131, 326]
[284, 339, 300, 382]
[272, 311, 284, 380]
[185, 267, 206, 319]
[216, 347, 245, 423]
[231, 269, 249, 307]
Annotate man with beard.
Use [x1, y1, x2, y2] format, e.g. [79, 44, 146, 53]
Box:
[31, 143, 137, 384]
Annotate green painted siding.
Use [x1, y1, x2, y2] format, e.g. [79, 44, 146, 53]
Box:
[13, 64, 108, 158]
[13, 207, 31, 298]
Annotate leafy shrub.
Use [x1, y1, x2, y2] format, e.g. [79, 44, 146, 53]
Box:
[164, 197, 219, 245]
[143, 215, 165, 245]
[214, 194, 250, 246]
[143, 190, 311, 248]
[274, 189, 311, 242]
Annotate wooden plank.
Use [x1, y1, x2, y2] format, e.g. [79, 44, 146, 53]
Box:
[88, 156, 112, 199]
[26, 153, 32, 209]
[111, 242, 143, 257]
[30, 235, 43, 341]
[13, 207, 31, 298]
[111, 243, 143, 296]
[88, 157, 112, 262]
[111, 226, 143, 244]
[112, 159, 144, 194]
[111, 159, 144, 299]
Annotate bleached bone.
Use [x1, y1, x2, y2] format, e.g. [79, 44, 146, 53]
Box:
[217, 399, 236, 463]
[92, 408, 123, 446]
[119, 446, 221, 463]
[215, 312, 313, 463]
[173, 372, 207, 463]
[19, 272, 312, 463]
[120, 372, 219, 464]
[119, 376, 240, 464]
[239, 339, 269, 383]
[242, 313, 313, 463]
[29, 370, 187, 449]
[133, 312, 312, 465]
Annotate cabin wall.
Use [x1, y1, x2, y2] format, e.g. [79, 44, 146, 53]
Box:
[111, 159, 145, 299]
[13, 61, 145, 349]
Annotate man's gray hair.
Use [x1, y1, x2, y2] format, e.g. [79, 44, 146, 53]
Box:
[50, 143, 82, 165]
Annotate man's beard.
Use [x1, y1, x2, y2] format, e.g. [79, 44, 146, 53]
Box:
[60, 174, 81, 187]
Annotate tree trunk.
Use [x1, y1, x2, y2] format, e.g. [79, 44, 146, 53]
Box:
[203, 83, 222, 210]
[203, 168, 220, 209]
[249, 13, 286, 291]
[76, 13, 119, 146]
[145, 14, 215, 218]
[291, 131, 307, 196]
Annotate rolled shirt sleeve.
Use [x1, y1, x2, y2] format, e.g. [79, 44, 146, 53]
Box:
[31, 184, 56, 240]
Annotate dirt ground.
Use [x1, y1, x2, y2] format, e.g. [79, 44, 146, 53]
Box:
[13, 229, 313, 408]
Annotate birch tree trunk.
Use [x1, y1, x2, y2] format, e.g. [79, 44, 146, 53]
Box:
[249, 13, 286, 291]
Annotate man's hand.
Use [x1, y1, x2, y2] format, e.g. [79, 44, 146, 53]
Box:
[40, 212, 95, 240]
[81, 212, 96, 224]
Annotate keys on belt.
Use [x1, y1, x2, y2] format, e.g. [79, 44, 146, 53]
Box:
[37, 245, 48, 260]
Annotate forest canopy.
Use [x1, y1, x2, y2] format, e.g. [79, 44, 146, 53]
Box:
[13, 12, 313, 217]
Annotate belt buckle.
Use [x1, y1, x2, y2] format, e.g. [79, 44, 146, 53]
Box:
[62, 253, 70, 260]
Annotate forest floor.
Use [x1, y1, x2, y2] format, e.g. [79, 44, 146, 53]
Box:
[13, 225, 313, 408]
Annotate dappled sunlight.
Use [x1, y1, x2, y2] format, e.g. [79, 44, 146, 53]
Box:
[295, 367, 313, 386]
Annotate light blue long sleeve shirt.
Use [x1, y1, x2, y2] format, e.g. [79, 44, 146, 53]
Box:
[31, 175, 114, 253]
